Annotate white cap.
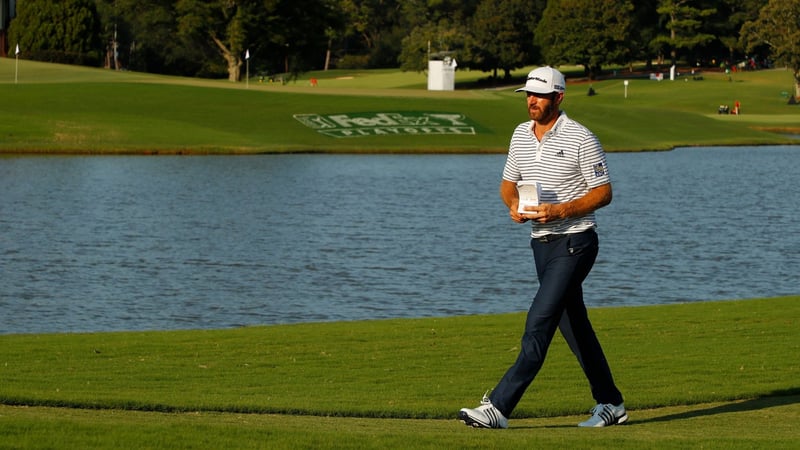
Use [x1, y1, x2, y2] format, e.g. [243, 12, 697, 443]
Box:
[515, 66, 566, 94]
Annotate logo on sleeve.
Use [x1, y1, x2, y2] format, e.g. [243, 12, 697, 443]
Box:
[593, 162, 608, 177]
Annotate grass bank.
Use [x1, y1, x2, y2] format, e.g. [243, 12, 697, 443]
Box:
[1, 296, 798, 448]
[1, 59, 797, 154]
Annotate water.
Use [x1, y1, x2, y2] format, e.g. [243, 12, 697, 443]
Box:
[1, 147, 798, 334]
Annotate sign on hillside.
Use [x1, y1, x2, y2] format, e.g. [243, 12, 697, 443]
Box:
[294, 112, 478, 138]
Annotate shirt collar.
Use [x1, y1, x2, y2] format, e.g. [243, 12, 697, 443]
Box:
[530, 111, 566, 138]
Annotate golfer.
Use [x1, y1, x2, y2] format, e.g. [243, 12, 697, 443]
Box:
[459, 66, 626, 428]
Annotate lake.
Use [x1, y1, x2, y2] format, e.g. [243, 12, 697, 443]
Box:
[1, 146, 798, 334]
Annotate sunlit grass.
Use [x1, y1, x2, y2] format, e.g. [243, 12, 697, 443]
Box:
[0, 296, 798, 448]
[0, 59, 797, 153]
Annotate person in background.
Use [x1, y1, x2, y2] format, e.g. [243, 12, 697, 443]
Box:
[458, 66, 626, 429]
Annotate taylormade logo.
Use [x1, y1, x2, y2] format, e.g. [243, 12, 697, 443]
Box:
[294, 112, 478, 138]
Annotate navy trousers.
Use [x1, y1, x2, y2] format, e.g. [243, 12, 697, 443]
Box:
[489, 229, 623, 417]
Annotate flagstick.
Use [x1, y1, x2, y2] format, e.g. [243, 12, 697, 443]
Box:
[14, 43, 20, 84]
[244, 49, 250, 89]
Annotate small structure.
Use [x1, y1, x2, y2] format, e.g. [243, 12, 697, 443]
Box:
[428, 56, 457, 91]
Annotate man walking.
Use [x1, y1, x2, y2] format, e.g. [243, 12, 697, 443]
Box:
[459, 66, 626, 429]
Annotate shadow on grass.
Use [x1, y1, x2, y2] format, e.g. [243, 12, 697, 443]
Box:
[511, 388, 800, 429]
[632, 388, 800, 425]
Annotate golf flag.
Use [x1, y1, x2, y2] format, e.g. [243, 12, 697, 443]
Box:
[245, 49, 250, 88]
[15, 44, 19, 84]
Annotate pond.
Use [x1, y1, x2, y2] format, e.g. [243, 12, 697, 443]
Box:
[1, 146, 797, 334]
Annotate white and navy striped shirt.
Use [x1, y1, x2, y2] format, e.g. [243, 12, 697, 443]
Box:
[502, 111, 611, 238]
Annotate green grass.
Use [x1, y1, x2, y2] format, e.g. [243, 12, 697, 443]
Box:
[1, 60, 798, 447]
[1, 296, 798, 448]
[1, 59, 797, 154]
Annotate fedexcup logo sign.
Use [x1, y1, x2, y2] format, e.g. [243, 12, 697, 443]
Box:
[294, 112, 478, 138]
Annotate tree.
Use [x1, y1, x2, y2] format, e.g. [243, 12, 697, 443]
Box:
[251, 0, 344, 75]
[740, 0, 800, 98]
[171, 0, 342, 80]
[398, 21, 465, 72]
[467, 0, 544, 79]
[94, 0, 198, 75]
[339, 0, 405, 68]
[8, 0, 102, 65]
[535, 0, 633, 79]
[627, 0, 663, 70]
[175, 0, 261, 81]
[706, 0, 765, 66]
[5, 0, 783, 83]
[396, 0, 477, 72]
[652, 0, 716, 66]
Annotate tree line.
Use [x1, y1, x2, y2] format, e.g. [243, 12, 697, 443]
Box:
[6, 0, 800, 92]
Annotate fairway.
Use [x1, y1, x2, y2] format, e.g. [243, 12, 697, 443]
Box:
[1, 59, 797, 153]
[1, 297, 798, 448]
[2, 397, 798, 449]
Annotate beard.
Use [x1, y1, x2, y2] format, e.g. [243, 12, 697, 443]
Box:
[528, 100, 558, 123]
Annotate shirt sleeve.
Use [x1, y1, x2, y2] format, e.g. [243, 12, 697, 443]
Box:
[578, 132, 611, 189]
[501, 125, 525, 182]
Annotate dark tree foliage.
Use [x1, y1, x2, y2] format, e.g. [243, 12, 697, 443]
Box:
[703, 0, 765, 66]
[4, 0, 785, 83]
[338, 0, 407, 69]
[741, 0, 800, 97]
[536, 0, 634, 80]
[94, 0, 203, 76]
[628, 0, 662, 70]
[250, 0, 344, 76]
[467, 0, 544, 79]
[396, 0, 479, 72]
[9, 0, 102, 65]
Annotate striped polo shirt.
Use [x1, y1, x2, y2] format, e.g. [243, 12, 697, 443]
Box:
[502, 111, 611, 238]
